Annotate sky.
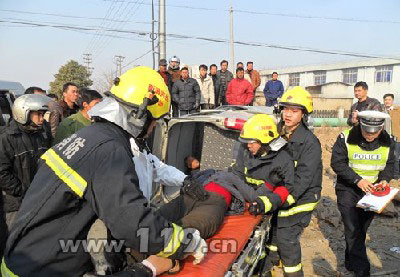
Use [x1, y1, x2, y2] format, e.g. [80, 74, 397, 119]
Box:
[0, 0, 399, 91]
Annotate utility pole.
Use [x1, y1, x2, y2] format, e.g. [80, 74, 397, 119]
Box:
[158, 0, 166, 66]
[229, 3, 235, 73]
[83, 53, 94, 75]
[114, 55, 125, 77]
[151, 0, 156, 69]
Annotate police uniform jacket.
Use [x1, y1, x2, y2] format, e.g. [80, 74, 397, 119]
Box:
[331, 124, 395, 196]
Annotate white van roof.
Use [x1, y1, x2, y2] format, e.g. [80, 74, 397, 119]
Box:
[0, 80, 25, 96]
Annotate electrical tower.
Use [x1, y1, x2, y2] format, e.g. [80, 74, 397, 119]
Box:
[83, 53, 94, 75]
[114, 55, 125, 77]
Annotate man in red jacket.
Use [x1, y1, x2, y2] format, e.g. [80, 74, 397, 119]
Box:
[226, 67, 254, 106]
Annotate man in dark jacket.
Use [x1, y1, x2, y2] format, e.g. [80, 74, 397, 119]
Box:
[168, 56, 181, 117]
[171, 67, 201, 116]
[209, 64, 221, 107]
[0, 194, 6, 259]
[263, 72, 284, 107]
[0, 94, 52, 229]
[53, 89, 102, 144]
[158, 59, 173, 93]
[263, 86, 322, 277]
[48, 82, 80, 137]
[216, 60, 234, 105]
[1, 67, 205, 277]
[347, 81, 382, 126]
[331, 110, 394, 277]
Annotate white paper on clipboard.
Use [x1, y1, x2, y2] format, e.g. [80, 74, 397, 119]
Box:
[357, 187, 399, 213]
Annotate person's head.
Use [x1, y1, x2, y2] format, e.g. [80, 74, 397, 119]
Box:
[159, 58, 168, 72]
[62, 82, 79, 104]
[220, 60, 228, 72]
[199, 64, 208, 78]
[358, 110, 389, 142]
[47, 93, 58, 101]
[236, 67, 244, 79]
[180, 67, 189, 80]
[77, 89, 103, 116]
[12, 94, 51, 127]
[236, 62, 243, 69]
[168, 55, 180, 70]
[279, 86, 313, 129]
[210, 64, 217, 75]
[89, 66, 171, 139]
[354, 81, 368, 102]
[272, 72, 278, 81]
[24, 86, 46, 95]
[247, 61, 254, 71]
[383, 93, 394, 109]
[239, 114, 279, 156]
[185, 156, 200, 171]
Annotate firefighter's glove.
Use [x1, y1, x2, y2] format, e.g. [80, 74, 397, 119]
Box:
[182, 176, 209, 201]
[248, 197, 270, 215]
[269, 166, 285, 186]
[186, 229, 208, 265]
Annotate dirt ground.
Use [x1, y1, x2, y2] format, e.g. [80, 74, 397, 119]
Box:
[272, 127, 400, 277]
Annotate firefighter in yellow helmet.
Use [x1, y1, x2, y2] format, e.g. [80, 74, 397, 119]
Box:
[255, 86, 322, 276]
[1, 67, 207, 277]
[230, 113, 296, 239]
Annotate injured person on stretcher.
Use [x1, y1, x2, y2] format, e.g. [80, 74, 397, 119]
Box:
[94, 114, 295, 277]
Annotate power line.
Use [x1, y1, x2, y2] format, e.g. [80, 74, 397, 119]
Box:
[101, 0, 400, 25]
[92, 0, 145, 59]
[2, 19, 400, 61]
[0, 9, 152, 24]
[85, 0, 120, 55]
[89, 0, 131, 56]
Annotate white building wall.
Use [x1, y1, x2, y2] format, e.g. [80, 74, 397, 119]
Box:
[259, 60, 400, 104]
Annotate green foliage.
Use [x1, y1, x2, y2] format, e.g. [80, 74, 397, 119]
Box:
[49, 60, 93, 98]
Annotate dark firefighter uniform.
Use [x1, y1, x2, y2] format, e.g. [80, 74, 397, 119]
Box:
[1, 122, 193, 277]
[331, 124, 394, 276]
[260, 122, 322, 276]
[231, 142, 295, 212]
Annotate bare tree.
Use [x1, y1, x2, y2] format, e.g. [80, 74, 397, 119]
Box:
[92, 70, 115, 93]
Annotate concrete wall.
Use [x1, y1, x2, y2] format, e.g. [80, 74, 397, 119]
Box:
[313, 96, 353, 111]
[259, 61, 400, 104]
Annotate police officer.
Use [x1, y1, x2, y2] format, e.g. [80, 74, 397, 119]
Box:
[1, 67, 206, 277]
[331, 110, 394, 277]
[260, 87, 322, 276]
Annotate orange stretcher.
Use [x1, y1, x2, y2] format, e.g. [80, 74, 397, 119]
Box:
[161, 211, 270, 277]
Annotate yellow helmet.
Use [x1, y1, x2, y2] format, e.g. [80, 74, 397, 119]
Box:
[110, 66, 170, 119]
[279, 86, 313, 114]
[239, 114, 279, 144]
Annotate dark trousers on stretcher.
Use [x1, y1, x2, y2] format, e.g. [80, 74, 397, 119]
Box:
[157, 192, 227, 239]
[336, 188, 374, 274]
[263, 213, 311, 276]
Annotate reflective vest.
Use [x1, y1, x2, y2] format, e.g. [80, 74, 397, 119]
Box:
[343, 129, 390, 183]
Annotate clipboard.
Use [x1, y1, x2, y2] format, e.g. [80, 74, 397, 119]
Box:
[356, 187, 399, 213]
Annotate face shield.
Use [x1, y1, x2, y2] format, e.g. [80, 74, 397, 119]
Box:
[88, 97, 152, 138]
